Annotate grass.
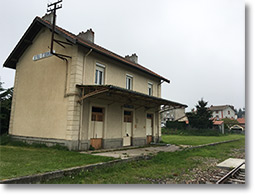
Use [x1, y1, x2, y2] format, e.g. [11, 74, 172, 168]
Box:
[43, 137, 245, 184]
[161, 134, 244, 146]
[0, 145, 114, 180]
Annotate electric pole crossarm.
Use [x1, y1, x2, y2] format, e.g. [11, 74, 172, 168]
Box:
[46, 0, 72, 60]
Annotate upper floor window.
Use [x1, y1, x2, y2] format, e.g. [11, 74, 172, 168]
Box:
[228, 111, 230, 115]
[95, 64, 105, 85]
[126, 75, 133, 90]
[148, 83, 153, 96]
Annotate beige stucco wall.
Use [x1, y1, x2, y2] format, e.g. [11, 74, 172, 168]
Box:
[10, 27, 75, 140]
[77, 47, 162, 98]
[9, 25, 163, 149]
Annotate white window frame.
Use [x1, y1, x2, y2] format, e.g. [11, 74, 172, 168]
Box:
[95, 64, 105, 85]
[148, 82, 153, 96]
[126, 74, 133, 90]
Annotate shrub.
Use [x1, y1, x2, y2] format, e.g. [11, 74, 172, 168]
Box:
[162, 128, 221, 136]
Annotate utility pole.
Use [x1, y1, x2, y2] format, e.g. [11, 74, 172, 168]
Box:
[47, 0, 72, 60]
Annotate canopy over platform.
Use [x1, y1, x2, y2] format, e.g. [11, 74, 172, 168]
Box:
[77, 85, 187, 110]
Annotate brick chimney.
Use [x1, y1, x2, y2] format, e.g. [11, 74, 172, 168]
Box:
[125, 53, 138, 64]
[77, 29, 95, 43]
[42, 12, 54, 24]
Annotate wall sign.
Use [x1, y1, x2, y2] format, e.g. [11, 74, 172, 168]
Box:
[32, 50, 55, 61]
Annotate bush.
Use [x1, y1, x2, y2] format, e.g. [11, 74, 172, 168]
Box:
[162, 128, 222, 136]
[0, 134, 11, 145]
[89, 145, 95, 151]
[165, 121, 186, 130]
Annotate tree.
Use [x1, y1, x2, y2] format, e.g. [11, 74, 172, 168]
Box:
[237, 108, 245, 118]
[221, 118, 239, 129]
[0, 82, 13, 135]
[187, 98, 213, 129]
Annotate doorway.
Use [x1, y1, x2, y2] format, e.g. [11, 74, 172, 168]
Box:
[90, 107, 104, 149]
[146, 113, 153, 144]
[123, 110, 133, 146]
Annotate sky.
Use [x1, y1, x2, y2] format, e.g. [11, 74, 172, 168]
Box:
[0, 0, 245, 111]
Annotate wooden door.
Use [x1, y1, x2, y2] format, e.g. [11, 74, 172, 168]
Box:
[146, 114, 153, 144]
[123, 111, 132, 146]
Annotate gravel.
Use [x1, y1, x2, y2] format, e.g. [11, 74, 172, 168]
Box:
[140, 147, 245, 184]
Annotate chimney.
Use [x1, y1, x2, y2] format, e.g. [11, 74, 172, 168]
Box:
[42, 12, 54, 24]
[125, 53, 138, 64]
[77, 29, 95, 43]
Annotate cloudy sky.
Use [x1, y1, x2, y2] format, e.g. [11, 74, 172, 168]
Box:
[0, 0, 245, 111]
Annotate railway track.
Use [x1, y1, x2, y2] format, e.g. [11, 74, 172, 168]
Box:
[213, 162, 245, 184]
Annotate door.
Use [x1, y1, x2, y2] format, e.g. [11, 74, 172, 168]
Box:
[146, 114, 153, 144]
[123, 111, 132, 146]
[90, 107, 104, 149]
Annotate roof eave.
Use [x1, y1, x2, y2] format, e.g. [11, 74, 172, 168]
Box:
[3, 16, 170, 83]
[3, 17, 44, 69]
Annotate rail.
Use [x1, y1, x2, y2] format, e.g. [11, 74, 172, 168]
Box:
[216, 162, 245, 184]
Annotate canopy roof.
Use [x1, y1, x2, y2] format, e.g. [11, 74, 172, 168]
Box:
[77, 85, 187, 110]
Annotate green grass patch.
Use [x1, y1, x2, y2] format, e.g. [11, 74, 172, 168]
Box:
[0, 145, 114, 180]
[161, 134, 244, 146]
[43, 137, 245, 184]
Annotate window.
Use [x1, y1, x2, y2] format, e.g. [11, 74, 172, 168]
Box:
[91, 107, 104, 121]
[126, 75, 133, 90]
[95, 64, 105, 85]
[124, 111, 132, 123]
[228, 111, 230, 115]
[148, 83, 153, 96]
[147, 114, 153, 119]
[216, 111, 219, 114]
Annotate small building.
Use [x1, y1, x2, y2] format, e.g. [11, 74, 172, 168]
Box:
[209, 105, 236, 119]
[3, 14, 186, 150]
[213, 120, 225, 134]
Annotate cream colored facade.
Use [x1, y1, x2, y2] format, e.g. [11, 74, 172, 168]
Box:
[5, 16, 185, 150]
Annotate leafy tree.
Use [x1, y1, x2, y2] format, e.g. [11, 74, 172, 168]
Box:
[221, 118, 239, 129]
[0, 82, 13, 135]
[187, 98, 213, 129]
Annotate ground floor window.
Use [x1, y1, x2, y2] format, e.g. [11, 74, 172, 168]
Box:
[147, 113, 153, 119]
[124, 111, 132, 123]
[92, 107, 104, 121]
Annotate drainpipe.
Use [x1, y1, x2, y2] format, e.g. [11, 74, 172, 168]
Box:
[82, 49, 93, 84]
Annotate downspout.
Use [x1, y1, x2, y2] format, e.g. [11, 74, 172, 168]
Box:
[78, 49, 93, 150]
[82, 49, 93, 84]
[64, 59, 69, 96]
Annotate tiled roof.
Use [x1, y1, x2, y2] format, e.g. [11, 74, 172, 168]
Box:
[3, 16, 169, 83]
[237, 118, 245, 124]
[213, 120, 224, 125]
[38, 17, 170, 82]
[209, 105, 234, 111]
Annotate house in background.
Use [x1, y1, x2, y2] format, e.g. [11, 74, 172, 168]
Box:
[3, 13, 187, 150]
[213, 120, 225, 134]
[237, 118, 245, 129]
[161, 106, 187, 126]
[209, 105, 236, 119]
